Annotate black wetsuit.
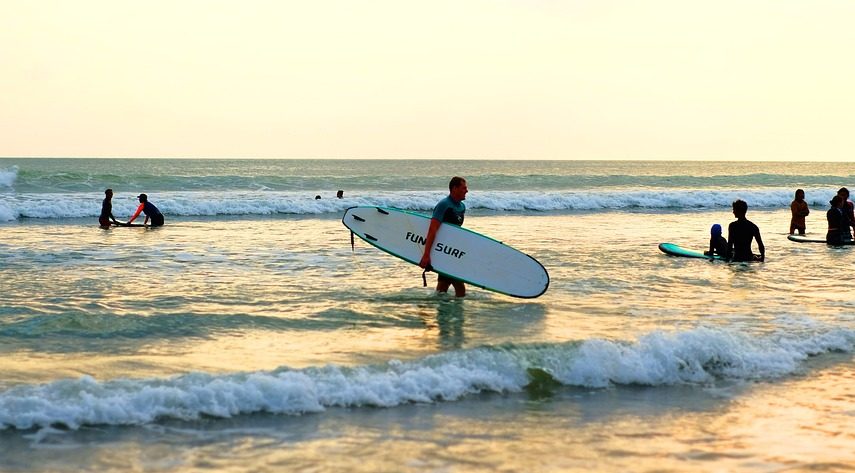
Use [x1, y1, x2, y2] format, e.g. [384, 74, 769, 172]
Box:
[99, 198, 114, 227]
[144, 202, 165, 227]
[727, 218, 764, 262]
[826, 207, 849, 244]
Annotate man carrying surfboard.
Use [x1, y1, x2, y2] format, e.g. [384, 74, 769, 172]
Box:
[419, 177, 468, 297]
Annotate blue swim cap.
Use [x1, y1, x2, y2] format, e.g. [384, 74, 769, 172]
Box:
[711, 224, 722, 236]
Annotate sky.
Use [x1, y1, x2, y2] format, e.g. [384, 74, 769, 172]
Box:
[1, 0, 854, 160]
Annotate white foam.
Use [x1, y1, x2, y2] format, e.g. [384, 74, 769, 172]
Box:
[0, 187, 841, 221]
[0, 326, 851, 430]
[0, 166, 17, 188]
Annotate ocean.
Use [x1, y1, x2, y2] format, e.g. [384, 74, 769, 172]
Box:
[0, 158, 853, 472]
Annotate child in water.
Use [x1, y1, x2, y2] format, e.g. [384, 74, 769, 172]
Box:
[704, 224, 729, 259]
[789, 189, 809, 235]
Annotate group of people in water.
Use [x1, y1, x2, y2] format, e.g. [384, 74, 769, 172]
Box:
[788, 187, 855, 245]
[704, 187, 855, 261]
[99, 189, 164, 228]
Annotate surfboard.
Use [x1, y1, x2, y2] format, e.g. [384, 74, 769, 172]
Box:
[658, 242, 724, 260]
[342, 206, 549, 298]
[788, 234, 855, 244]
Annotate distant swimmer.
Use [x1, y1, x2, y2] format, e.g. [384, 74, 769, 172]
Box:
[127, 193, 164, 227]
[826, 195, 851, 245]
[727, 199, 765, 262]
[337, 190, 344, 199]
[704, 224, 729, 260]
[99, 188, 120, 229]
[789, 189, 809, 235]
[419, 176, 468, 297]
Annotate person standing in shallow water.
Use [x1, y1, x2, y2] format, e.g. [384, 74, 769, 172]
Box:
[419, 177, 468, 297]
[127, 193, 164, 227]
[727, 199, 765, 262]
[789, 189, 809, 235]
[99, 189, 120, 228]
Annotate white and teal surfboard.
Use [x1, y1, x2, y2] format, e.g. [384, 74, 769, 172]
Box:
[342, 206, 549, 298]
[658, 242, 725, 260]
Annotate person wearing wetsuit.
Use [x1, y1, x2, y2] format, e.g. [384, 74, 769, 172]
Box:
[727, 199, 765, 262]
[836, 187, 855, 240]
[99, 188, 120, 228]
[826, 195, 850, 245]
[418, 176, 467, 297]
[704, 223, 729, 259]
[128, 193, 164, 227]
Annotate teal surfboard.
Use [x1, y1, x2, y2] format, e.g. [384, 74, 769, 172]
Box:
[342, 206, 549, 298]
[788, 234, 855, 245]
[658, 242, 724, 260]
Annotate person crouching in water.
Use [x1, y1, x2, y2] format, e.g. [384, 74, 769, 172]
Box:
[128, 193, 165, 227]
[826, 195, 851, 245]
[704, 224, 729, 260]
[789, 189, 809, 235]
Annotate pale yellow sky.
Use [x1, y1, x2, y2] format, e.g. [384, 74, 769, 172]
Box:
[1, 0, 853, 160]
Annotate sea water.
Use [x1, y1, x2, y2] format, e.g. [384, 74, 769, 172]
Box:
[0, 159, 853, 472]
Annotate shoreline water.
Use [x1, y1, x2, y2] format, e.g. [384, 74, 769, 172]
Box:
[1, 159, 854, 471]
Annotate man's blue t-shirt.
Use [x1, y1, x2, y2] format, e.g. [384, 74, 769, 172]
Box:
[432, 195, 465, 226]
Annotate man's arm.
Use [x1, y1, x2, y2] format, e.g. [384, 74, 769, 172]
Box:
[127, 204, 144, 223]
[418, 218, 441, 269]
[755, 228, 765, 261]
[726, 223, 735, 262]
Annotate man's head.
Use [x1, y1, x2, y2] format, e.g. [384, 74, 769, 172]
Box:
[831, 195, 844, 208]
[838, 187, 850, 199]
[732, 199, 748, 218]
[105, 189, 113, 197]
[138, 193, 148, 203]
[449, 176, 467, 201]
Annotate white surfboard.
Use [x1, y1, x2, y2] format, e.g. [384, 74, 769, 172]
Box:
[342, 206, 549, 298]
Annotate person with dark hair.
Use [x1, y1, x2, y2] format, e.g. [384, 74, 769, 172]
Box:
[127, 193, 164, 227]
[727, 199, 765, 262]
[826, 195, 850, 245]
[336, 190, 344, 199]
[419, 176, 468, 297]
[99, 188, 120, 229]
[837, 187, 855, 240]
[789, 189, 809, 235]
[704, 224, 729, 259]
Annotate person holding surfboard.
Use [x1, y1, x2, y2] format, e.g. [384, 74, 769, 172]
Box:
[419, 177, 468, 297]
[727, 199, 765, 262]
[99, 188, 121, 228]
[127, 193, 165, 227]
